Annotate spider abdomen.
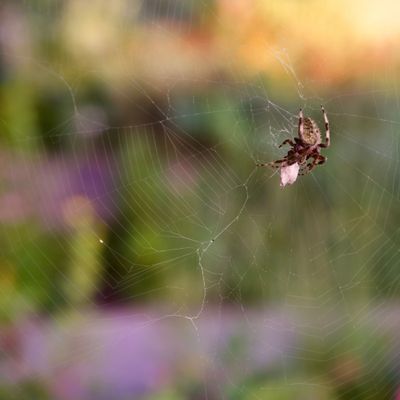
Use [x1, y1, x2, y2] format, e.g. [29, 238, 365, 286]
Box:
[301, 117, 321, 145]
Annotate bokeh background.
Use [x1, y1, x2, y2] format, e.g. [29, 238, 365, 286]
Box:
[1, 0, 400, 399]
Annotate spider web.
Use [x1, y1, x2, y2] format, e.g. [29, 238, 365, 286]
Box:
[1, 0, 400, 399]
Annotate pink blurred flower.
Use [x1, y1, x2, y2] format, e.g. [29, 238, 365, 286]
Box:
[0, 192, 30, 224]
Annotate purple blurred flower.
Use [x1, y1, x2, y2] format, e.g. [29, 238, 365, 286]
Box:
[1, 307, 298, 400]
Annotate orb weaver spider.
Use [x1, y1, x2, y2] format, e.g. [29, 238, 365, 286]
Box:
[257, 106, 330, 180]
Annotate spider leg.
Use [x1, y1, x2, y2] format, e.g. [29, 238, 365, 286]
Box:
[299, 153, 317, 174]
[257, 152, 308, 169]
[298, 108, 304, 138]
[256, 158, 288, 168]
[299, 161, 318, 176]
[299, 154, 326, 175]
[316, 154, 327, 165]
[321, 105, 330, 147]
[279, 139, 295, 148]
[268, 163, 282, 169]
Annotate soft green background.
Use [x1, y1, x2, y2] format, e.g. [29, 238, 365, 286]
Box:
[0, 1, 399, 399]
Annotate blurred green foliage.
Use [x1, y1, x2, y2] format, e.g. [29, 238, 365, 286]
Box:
[0, 381, 50, 400]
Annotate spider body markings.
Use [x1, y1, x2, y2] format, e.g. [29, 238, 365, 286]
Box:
[257, 106, 330, 176]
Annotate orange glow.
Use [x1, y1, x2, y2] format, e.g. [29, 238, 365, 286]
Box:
[59, 0, 400, 88]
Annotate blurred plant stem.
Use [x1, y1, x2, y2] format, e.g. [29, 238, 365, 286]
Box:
[62, 195, 104, 308]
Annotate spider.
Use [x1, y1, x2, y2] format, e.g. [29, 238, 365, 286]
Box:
[257, 106, 330, 176]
